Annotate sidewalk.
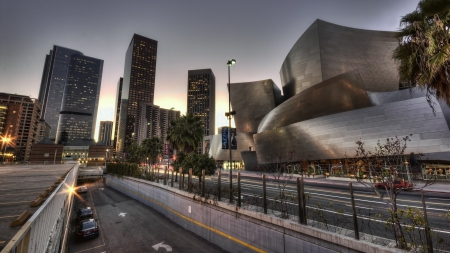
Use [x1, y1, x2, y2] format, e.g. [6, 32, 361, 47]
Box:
[216, 169, 450, 194]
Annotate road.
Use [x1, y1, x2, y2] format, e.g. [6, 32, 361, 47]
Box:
[68, 179, 228, 253]
[201, 173, 450, 245]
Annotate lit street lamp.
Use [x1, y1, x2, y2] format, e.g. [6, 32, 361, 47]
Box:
[105, 149, 109, 167]
[226, 59, 236, 202]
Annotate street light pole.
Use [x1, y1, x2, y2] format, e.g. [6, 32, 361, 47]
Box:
[227, 59, 236, 202]
[105, 149, 109, 167]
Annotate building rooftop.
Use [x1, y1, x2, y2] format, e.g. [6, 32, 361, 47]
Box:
[0, 164, 74, 249]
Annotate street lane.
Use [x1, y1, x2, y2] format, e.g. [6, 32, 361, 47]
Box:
[68, 179, 228, 253]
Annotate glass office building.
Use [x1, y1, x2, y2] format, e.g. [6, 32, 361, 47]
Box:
[116, 34, 158, 154]
[39, 45, 103, 144]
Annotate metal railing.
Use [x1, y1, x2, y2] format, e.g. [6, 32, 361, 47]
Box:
[1, 164, 78, 253]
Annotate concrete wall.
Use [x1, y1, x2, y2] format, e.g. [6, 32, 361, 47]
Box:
[106, 176, 402, 253]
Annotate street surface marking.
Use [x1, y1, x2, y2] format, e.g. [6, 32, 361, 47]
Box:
[152, 242, 172, 252]
[119, 212, 126, 217]
[99, 188, 104, 190]
[429, 198, 450, 201]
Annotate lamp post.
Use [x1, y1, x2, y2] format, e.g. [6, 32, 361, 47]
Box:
[2, 137, 10, 163]
[105, 149, 109, 167]
[226, 59, 236, 202]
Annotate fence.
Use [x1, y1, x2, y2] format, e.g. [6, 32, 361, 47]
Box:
[1, 164, 78, 253]
[107, 165, 450, 252]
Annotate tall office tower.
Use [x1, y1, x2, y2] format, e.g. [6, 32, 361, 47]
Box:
[159, 108, 180, 144]
[0, 93, 42, 161]
[136, 102, 160, 145]
[98, 121, 113, 146]
[187, 69, 216, 136]
[112, 77, 123, 149]
[38, 45, 103, 143]
[136, 102, 180, 145]
[116, 34, 158, 153]
[36, 119, 51, 142]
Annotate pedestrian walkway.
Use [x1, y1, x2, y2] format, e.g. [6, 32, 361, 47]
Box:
[216, 169, 450, 194]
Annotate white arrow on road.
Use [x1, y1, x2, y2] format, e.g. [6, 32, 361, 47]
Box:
[152, 242, 172, 252]
[99, 188, 104, 190]
[118, 212, 126, 217]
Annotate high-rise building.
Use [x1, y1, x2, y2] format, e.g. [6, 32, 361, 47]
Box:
[38, 45, 103, 144]
[116, 34, 158, 153]
[0, 103, 21, 138]
[98, 121, 113, 146]
[136, 102, 180, 145]
[187, 69, 216, 136]
[36, 119, 51, 142]
[112, 77, 123, 149]
[0, 93, 42, 161]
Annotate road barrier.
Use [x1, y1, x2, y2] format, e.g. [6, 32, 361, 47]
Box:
[106, 175, 403, 253]
[1, 165, 78, 253]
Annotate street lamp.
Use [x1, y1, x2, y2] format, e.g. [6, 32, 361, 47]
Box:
[226, 59, 236, 202]
[105, 149, 109, 167]
[2, 136, 10, 163]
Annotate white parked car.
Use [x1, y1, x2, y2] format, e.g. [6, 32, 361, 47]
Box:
[76, 186, 88, 193]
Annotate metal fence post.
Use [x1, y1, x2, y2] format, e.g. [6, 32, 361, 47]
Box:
[349, 182, 360, 240]
[237, 172, 241, 207]
[421, 188, 433, 253]
[188, 168, 192, 192]
[263, 174, 267, 214]
[297, 178, 306, 225]
[179, 168, 183, 190]
[164, 169, 167, 185]
[218, 171, 221, 201]
[201, 169, 205, 197]
[171, 170, 174, 187]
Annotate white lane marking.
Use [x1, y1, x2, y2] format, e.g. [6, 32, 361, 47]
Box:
[119, 212, 126, 217]
[99, 188, 104, 190]
[345, 204, 373, 210]
[152, 242, 172, 252]
[429, 198, 450, 201]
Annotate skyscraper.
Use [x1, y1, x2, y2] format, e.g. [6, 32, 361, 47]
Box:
[98, 121, 113, 146]
[112, 77, 123, 149]
[187, 69, 216, 136]
[39, 45, 103, 144]
[116, 34, 158, 154]
[136, 102, 180, 145]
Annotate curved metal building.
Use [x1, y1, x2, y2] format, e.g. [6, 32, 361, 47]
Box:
[205, 19, 450, 169]
[280, 19, 399, 100]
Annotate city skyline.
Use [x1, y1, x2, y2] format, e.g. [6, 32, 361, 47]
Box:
[0, 0, 421, 139]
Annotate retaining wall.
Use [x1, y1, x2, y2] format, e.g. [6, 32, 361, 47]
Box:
[105, 176, 401, 253]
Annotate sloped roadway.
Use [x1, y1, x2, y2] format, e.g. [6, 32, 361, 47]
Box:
[68, 179, 228, 253]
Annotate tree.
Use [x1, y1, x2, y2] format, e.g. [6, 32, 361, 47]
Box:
[141, 137, 163, 168]
[171, 151, 186, 171]
[181, 153, 216, 185]
[347, 136, 434, 250]
[125, 139, 142, 164]
[166, 113, 204, 154]
[393, 0, 450, 109]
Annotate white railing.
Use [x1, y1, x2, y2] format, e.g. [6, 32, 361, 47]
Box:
[1, 164, 78, 253]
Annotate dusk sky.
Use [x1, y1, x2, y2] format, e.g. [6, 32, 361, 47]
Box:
[0, 0, 420, 139]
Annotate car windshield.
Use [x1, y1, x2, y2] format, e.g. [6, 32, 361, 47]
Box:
[81, 221, 96, 230]
[81, 209, 92, 215]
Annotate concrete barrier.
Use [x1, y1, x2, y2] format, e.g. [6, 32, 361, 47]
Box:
[106, 176, 402, 253]
[10, 211, 31, 227]
[30, 197, 44, 207]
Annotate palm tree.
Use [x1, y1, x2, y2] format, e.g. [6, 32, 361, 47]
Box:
[141, 137, 163, 168]
[393, 0, 450, 109]
[166, 113, 204, 154]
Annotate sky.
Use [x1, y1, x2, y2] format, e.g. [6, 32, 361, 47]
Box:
[0, 0, 420, 140]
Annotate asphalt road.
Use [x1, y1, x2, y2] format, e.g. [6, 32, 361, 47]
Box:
[201, 173, 450, 245]
[68, 179, 228, 253]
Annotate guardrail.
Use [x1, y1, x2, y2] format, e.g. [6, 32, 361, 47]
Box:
[1, 164, 78, 253]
